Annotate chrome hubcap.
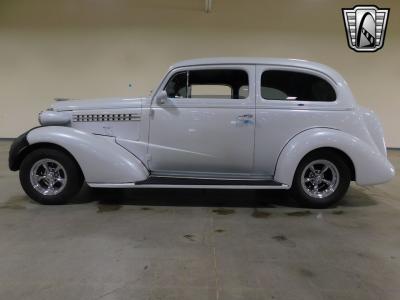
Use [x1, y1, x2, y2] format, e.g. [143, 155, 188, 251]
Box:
[30, 159, 67, 196]
[301, 159, 339, 199]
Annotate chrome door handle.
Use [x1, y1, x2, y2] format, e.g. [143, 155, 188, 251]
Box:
[237, 114, 253, 120]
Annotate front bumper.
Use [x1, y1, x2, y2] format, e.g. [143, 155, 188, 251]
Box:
[8, 129, 32, 171]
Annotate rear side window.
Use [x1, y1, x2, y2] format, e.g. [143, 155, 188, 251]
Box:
[261, 70, 336, 102]
[164, 69, 249, 99]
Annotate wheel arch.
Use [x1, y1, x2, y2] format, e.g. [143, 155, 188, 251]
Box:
[15, 142, 84, 179]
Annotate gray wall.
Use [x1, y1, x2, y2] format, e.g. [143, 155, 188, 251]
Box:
[0, 0, 399, 146]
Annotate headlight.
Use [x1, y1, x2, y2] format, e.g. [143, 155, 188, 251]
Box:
[39, 111, 71, 126]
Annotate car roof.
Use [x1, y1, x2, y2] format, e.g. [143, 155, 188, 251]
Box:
[170, 57, 344, 84]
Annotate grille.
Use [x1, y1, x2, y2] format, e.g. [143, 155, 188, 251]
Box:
[72, 113, 141, 122]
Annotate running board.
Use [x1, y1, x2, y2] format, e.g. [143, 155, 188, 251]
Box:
[130, 176, 289, 189]
[88, 176, 289, 189]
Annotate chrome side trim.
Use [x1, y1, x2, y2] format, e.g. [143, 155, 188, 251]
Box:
[150, 171, 273, 180]
[132, 184, 289, 189]
[88, 183, 136, 188]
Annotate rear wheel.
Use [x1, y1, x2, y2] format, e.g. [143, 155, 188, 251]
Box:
[291, 151, 350, 208]
[20, 148, 83, 205]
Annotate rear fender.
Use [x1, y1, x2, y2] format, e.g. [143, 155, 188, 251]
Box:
[26, 126, 149, 184]
[274, 128, 394, 187]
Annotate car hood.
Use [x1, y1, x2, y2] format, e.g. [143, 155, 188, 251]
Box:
[50, 97, 147, 111]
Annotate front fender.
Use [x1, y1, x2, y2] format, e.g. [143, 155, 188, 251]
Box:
[26, 126, 149, 184]
[274, 128, 395, 187]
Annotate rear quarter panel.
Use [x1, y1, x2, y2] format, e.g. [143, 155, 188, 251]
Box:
[254, 108, 369, 175]
[273, 127, 395, 186]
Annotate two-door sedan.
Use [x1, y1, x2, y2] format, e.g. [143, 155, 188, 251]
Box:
[9, 58, 395, 207]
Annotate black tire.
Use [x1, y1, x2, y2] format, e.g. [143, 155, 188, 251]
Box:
[291, 151, 351, 208]
[20, 148, 83, 205]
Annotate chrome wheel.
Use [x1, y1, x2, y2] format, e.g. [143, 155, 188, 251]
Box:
[30, 159, 67, 196]
[300, 159, 339, 199]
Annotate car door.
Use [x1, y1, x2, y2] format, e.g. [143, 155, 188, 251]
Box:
[148, 65, 256, 177]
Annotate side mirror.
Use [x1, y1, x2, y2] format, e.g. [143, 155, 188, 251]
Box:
[156, 90, 168, 105]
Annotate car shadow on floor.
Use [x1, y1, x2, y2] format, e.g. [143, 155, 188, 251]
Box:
[68, 184, 378, 209]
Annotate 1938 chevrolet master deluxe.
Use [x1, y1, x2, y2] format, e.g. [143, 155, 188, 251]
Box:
[9, 58, 395, 207]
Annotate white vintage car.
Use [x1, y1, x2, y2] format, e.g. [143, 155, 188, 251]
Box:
[9, 58, 395, 207]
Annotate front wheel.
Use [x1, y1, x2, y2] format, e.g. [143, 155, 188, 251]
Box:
[20, 148, 83, 205]
[291, 151, 350, 208]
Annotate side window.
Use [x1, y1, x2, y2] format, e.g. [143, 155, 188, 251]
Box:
[238, 85, 249, 99]
[190, 85, 232, 99]
[165, 71, 187, 98]
[261, 70, 336, 102]
[189, 69, 248, 99]
[164, 69, 249, 100]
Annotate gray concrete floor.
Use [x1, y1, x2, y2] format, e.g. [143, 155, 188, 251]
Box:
[0, 140, 400, 300]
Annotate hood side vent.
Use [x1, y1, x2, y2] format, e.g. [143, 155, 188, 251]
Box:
[73, 113, 141, 122]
